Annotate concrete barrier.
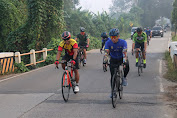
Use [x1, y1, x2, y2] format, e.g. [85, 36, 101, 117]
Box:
[0, 52, 15, 74]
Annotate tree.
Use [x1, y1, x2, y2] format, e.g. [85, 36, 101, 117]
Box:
[172, 0, 177, 36]
[7, 0, 64, 52]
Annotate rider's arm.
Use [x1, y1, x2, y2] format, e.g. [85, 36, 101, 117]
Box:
[87, 38, 90, 45]
[73, 48, 78, 60]
[73, 43, 78, 60]
[56, 46, 63, 60]
[144, 34, 147, 51]
[123, 41, 128, 61]
[132, 34, 135, 50]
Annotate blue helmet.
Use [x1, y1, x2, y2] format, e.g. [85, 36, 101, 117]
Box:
[109, 28, 119, 36]
[101, 32, 108, 38]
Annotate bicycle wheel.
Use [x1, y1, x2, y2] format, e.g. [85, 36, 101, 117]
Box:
[138, 58, 141, 76]
[103, 56, 108, 72]
[118, 70, 123, 99]
[61, 71, 70, 102]
[112, 74, 118, 108]
[141, 59, 143, 73]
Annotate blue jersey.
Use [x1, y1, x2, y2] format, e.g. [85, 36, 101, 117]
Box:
[145, 30, 151, 36]
[102, 37, 111, 43]
[105, 39, 127, 60]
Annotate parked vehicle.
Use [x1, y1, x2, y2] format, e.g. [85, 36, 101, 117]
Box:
[131, 27, 137, 39]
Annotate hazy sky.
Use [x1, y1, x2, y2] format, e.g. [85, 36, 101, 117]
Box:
[78, 0, 113, 13]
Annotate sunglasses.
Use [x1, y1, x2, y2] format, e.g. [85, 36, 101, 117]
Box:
[137, 32, 142, 34]
[110, 36, 118, 39]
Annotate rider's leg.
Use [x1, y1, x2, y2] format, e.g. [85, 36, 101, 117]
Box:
[74, 69, 79, 83]
[83, 48, 87, 59]
[124, 59, 130, 78]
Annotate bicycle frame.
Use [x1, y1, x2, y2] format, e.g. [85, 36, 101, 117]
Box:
[63, 61, 74, 87]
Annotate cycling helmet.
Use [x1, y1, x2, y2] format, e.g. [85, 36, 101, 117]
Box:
[80, 27, 85, 32]
[137, 27, 143, 33]
[109, 28, 119, 36]
[62, 31, 71, 40]
[101, 32, 108, 38]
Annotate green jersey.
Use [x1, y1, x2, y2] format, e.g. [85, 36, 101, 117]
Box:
[133, 32, 147, 43]
[77, 33, 89, 44]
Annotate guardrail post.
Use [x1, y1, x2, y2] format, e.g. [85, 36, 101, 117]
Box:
[30, 49, 36, 65]
[15, 52, 21, 63]
[43, 48, 47, 60]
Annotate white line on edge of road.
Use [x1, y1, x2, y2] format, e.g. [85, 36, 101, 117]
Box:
[0, 64, 54, 83]
[158, 59, 164, 92]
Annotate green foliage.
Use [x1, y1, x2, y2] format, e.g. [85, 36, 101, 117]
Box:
[14, 62, 29, 73]
[7, 0, 65, 53]
[0, 0, 27, 52]
[45, 54, 56, 65]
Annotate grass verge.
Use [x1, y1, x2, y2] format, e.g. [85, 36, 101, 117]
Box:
[164, 51, 177, 82]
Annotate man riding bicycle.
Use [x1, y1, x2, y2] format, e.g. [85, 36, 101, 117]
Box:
[75, 27, 90, 64]
[145, 27, 152, 41]
[55, 31, 80, 92]
[132, 27, 147, 68]
[100, 32, 111, 52]
[105, 28, 130, 94]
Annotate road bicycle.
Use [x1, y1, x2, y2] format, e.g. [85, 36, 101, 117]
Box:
[100, 49, 109, 72]
[78, 46, 86, 67]
[137, 49, 143, 76]
[56, 60, 77, 102]
[111, 64, 124, 108]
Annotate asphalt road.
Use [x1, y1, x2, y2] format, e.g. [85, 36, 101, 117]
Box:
[0, 32, 171, 118]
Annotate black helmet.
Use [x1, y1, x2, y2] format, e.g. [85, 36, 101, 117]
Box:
[80, 27, 85, 32]
[101, 32, 108, 38]
[61, 31, 71, 40]
[137, 27, 143, 33]
[109, 28, 119, 36]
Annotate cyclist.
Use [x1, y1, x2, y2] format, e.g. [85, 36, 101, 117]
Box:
[100, 32, 111, 52]
[75, 27, 90, 64]
[145, 27, 152, 41]
[132, 27, 147, 68]
[105, 28, 130, 93]
[55, 31, 80, 92]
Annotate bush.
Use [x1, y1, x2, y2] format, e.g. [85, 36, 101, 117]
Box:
[14, 62, 29, 73]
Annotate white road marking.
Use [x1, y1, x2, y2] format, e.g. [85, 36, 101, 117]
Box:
[0, 64, 54, 83]
[158, 59, 164, 92]
[159, 59, 162, 75]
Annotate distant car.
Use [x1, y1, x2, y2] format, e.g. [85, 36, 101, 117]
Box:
[152, 26, 163, 37]
[131, 27, 137, 39]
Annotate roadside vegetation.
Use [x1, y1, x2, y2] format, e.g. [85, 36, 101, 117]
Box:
[164, 51, 177, 82]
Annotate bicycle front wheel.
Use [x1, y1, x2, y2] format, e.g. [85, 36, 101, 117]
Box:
[112, 74, 118, 108]
[61, 71, 70, 102]
[118, 70, 123, 99]
[138, 57, 141, 76]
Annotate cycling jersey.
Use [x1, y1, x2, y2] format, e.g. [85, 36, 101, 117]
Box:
[58, 39, 78, 56]
[105, 39, 127, 60]
[133, 32, 147, 43]
[77, 33, 89, 45]
[145, 30, 151, 36]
